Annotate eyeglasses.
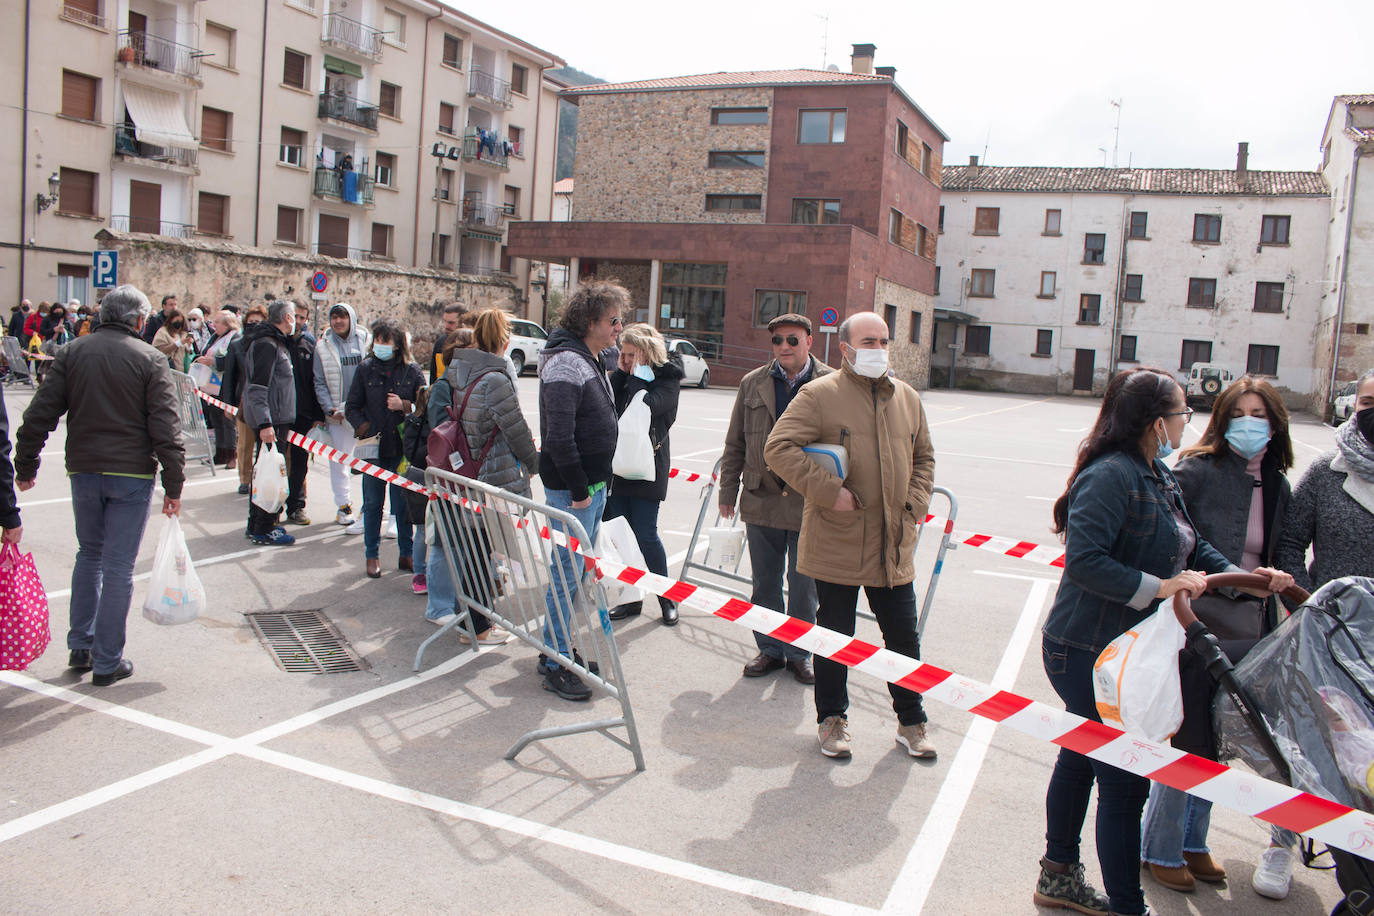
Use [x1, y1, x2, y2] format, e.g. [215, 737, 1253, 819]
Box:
[607, 316, 623, 326]
[1163, 408, 1195, 421]
[771, 335, 802, 347]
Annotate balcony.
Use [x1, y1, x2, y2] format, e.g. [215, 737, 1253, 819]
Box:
[311, 242, 384, 260]
[114, 125, 198, 171]
[117, 30, 203, 83]
[460, 200, 507, 230]
[313, 166, 375, 206]
[322, 13, 383, 61]
[60, 3, 106, 29]
[457, 263, 510, 278]
[462, 128, 509, 170]
[110, 215, 195, 238]
[467, 68, 513, 108]
[318, 91, 379, 131]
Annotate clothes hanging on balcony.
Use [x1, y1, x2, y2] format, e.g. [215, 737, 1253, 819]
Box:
[502, 140, 514, 158]
[342, 170, 360, 203]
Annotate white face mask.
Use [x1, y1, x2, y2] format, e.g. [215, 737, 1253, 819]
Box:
[846, 346, 889, 379]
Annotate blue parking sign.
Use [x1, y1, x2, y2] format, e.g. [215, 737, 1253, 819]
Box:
[93, 250, 118, 288]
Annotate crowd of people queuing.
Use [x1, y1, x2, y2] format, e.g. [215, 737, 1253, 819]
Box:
[3, 279, 1373, 915]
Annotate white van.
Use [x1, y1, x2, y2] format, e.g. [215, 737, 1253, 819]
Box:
[1185, 363, 1234, 407]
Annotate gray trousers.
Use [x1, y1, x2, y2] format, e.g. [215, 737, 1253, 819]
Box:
[747, 523, 817, 662]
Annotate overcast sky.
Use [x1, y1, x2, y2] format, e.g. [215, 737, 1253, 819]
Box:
[471, 0, 1373, 173]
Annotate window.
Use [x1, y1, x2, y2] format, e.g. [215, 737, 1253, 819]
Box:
[374, 151, 395, 187]
[197, 191, 228, 235]
[1036, 329, 1053, 356]
[969, 269, 995, 298]
[1193, 213, 1221, 243]
[279, 126, 304, 166]
[56, 264, 89, 308]
[1044, 209, 1061, 235]
[1083, 233, 1106, 264]
[1254, 281, 1284, 313]
[436, 167, 453, 201]
[1039, 271, 1056, 297]
[883, 304, 899, 339]
[441, 34, 462, 68]
[895, 119, 908, 158]
[201, 106, 231, 151]
[204, 22, 235, 68]
[964, 325, 991, 356]
[60, 0, 101, 27]
[705, 194, 761, 211]
[753, 290, 806, 327]
[1079, 294, 1101, 324]
[1123, 274, 1143, 302]
[792, 199, 840, 224]
[1180, 339, 1213, 371]
[1129, 211, 1148, 239]
[57, 167, 96, 217]
[910, 311, 922, 344]
[276, 205, 301, 244]
[1247, 344, 1279, 376]
[1187, 278, 1217, 308]
[708, 151, 765, 169]
[937, 205, 945, 232]
[503, 184, 520, 216]
[974, 207, 1000, 235]
[61, 69, 98, 121]
[510, 63, 527, 95]
[283, 49, 308, 89]
[934, 267, 941, 295]
[661, 263, 728, 357]
[381, 7, 405, 44]
[378, 81, 399, 118]
[889, 209, 917, 251]
[507, 125, 523, 156]
[922, 142, 935, 180]
[1261, 215, 1290, 245]
[711, 107, 767, 125]
[435, 233, 450, 263]
[437, 102, 455, 135]
[918, 224, 934, 260]
[1119, 335, 1138, 362]
[798, 109, 846, 144]
[370, 222, 392, 258]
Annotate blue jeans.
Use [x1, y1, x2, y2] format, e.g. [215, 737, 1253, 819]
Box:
[425, 521, 492, 632]
[603, 489, 668, 607]
[1042, 636, 1151, 915]
[541, 487, 606, 664]
[413, 533, 427, 574]
[1141, 783, 1212, 866]
[69, 474, 155, 675]
[360, 454, 413, 560]
[746, 524, 816, 662]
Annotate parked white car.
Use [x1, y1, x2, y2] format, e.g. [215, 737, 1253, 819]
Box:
[667, 338, 710, 388]
[1184, 363, 1234, 408]
[1332, 380, 1359, 426]
[504, 319, 547, 376]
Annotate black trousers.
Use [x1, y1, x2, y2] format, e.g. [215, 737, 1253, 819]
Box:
[813, 579, 927, 726]
[286, 423, 311, 514]
[248, 425, 290, 535]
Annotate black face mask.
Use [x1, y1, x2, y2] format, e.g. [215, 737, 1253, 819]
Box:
[1357, 406, 1374, 446]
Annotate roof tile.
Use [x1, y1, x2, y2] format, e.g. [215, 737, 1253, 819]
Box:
[566, 69, 891, 94]
[940, 165, 1326, 197]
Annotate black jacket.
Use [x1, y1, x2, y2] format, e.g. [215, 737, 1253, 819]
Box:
[289, 330, 324, 430]
[241, 322, 296, 431]
[608, 352, 684, 502]
[344, 356, 425, 459]
[0, 386, 20, 530]
[536, 329, 618, 501]
[220, 335, 249, 408]
[7, 310, 28, 339]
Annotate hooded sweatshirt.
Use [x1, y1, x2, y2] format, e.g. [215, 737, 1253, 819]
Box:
[313, 303, 371, 413]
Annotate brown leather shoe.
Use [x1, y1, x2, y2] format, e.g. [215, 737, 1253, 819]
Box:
[742, 652, 785, 677]
[366, 558, 381, 578]
[399, 555, 414, 572]
[787, 657, 816, 684]
[1183, 851, 1227, 882]
[1146, 862, 1195, 892]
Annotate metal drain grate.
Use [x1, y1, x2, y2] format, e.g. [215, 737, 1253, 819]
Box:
[244, 610, 368, 674]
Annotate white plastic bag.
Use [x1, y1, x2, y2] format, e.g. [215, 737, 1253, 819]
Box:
[611, 390, 655, 481]
[595, 516, 647, 608]
[1093, 607, 1185, 741]
[251, 442, 288, 514]
[143, 517, 205, 625]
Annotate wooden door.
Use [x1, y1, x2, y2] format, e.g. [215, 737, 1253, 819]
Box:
[317, 214, 349, 258]
[1073, 349, 1095, 391]
[129, 180, 161, 234]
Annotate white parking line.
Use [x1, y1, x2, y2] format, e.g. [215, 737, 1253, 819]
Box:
[929, 397, 1053, 427]
[18, 475, 231, 508]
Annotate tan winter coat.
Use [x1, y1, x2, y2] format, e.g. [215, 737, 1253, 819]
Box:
[718, 356, 833, 531]
[763, 362, 935, 587]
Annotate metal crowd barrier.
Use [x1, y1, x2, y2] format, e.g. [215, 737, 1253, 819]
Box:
[679, 457, 959, 638]
[416, 467, 645, 770]
[170, 369, 217, 474]
[1, 337, 36, 387]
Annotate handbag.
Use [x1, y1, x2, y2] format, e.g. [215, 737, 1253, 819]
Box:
[1190, 592, 1266, 641]
[251, 442, 289, 513]
[143, 517, 205, 625]
[352, 434, 381, 462]
[0, 542, 51, 671]
[1092, 607, 1186, 741]
[611, 390, 655, 481]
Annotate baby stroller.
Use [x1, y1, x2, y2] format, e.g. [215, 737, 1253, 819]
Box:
[1174, 573, 1374, 916]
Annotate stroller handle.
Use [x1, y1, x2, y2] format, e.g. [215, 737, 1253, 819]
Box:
[1171, 572, 1311, 629]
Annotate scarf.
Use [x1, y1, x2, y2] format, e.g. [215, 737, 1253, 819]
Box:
[1333, 416, 1374, 514]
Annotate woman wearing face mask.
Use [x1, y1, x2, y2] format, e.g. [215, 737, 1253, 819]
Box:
[185, 307, 211, 354]
[1034, 368, 1292, 916]
[152, 309, 192, 373]
[1138, 377, 1294, 895]
[1256, 368, 1374, 899]
[603, 323, 684, 626]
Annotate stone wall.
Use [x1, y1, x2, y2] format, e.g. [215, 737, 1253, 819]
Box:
[874, 277, 934, 389]
[94, 229, 517, 364]
[582, 260, 652, 314]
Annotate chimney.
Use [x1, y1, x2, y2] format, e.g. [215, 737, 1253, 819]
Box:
[1236, 141, 1249, 177]
[969, 155, 980, 167]
[875, 65, 896, 79]
[850, 43, 876, 75]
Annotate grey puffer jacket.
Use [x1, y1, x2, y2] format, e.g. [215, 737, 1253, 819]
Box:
[1276, 422, 1374, 592]
[428, 349, 538, 497]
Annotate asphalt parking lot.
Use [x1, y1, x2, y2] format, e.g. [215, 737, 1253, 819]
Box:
[0, 377, 1351, 914]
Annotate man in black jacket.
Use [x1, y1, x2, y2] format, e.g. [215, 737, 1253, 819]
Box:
[429, 301, 465, 382]
[141, 294, 179, 343]
[284, 301, 323, 526]
[241, 301, 297, 546]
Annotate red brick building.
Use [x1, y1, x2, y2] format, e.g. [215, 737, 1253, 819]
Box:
[506, 46, 947, 385]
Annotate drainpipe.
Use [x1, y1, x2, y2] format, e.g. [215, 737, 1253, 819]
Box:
[1108, 196, 1131, 378]
[1327, 147, 1361, 416]
[251, 0, 268, 246]
[411, 5, 442, 267]
[17, 0, 32, 300]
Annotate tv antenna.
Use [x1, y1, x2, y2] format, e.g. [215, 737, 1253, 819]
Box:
[1109, 98, 1122, 168]
[817, 12, 830, 69]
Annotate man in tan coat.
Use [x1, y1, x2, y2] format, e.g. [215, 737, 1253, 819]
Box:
[719, 313, 832, 683]
[764, 311, 936, 759]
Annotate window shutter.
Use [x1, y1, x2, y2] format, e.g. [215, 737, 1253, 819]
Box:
[379, 82, 397, 116]
[58, 168, 96, 216]
[283, 50, 306, 89]
[66, 0, 99, 14]
[276, 206, 299, 243]
[198, 192, 227, 235]
[62, 70, 97, 121]
[370, 223, 390, 256]
[201, 107, 230, 150]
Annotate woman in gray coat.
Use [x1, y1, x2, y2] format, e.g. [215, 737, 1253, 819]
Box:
[422, 309, 538, 643]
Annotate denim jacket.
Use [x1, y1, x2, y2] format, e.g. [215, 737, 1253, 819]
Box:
[1043, 450, 1236, 653]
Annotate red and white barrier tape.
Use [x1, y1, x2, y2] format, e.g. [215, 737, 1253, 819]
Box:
[916, 513, 1066, 568]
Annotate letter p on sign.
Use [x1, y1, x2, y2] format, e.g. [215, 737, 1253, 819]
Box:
[93, 250, 118, 288]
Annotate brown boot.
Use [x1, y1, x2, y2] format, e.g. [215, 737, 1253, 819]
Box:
[1183, 851, 1227, 882]
[1146, 861, 1195, 892]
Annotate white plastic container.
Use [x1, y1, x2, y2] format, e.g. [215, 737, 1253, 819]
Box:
[705, 526, 746, 570]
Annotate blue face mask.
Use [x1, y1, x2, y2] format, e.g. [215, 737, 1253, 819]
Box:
[1155, 422, 1175, 460]
[1225, 415, 1272, 459]
[373, 344, 394, 361]
[632, 364, 655, 382]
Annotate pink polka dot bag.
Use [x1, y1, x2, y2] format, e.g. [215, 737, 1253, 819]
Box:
[0, 541, 50, 671]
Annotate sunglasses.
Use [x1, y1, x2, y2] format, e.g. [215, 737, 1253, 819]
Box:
[771, 335, 802, 347]
[608, 316, 623, 326]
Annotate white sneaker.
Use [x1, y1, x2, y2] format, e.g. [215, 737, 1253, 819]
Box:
[1252, 845, 1296, 899]
[344, 517, 365, 535]
[427, 614, 457, 627]
[458, 626, 514, 646]
[383, 516, 398, 539]
[335, 505, 355, 526]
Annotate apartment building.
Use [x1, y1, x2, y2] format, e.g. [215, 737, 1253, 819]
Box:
[933, 149, 1329, 401]
[508, 45, 947, 386]
[3, 0, 562, 311]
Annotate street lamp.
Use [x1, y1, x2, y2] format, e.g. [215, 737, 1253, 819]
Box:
[35, 172, 60, 213]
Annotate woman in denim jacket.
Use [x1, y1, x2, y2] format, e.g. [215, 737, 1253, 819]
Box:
[1032, 368, 1292, 916]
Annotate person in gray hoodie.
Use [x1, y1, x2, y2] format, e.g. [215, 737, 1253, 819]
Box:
[313, 303, 371, 527]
